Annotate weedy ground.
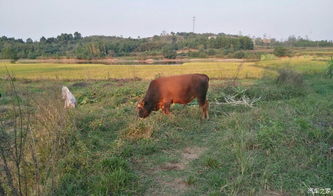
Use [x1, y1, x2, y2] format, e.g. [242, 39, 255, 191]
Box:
[0, 57, 332, 195]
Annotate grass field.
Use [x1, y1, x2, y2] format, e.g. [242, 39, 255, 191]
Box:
[0, 61, 262, 80]
[0, 56, 332, 195]
[0, 56, 328, 80]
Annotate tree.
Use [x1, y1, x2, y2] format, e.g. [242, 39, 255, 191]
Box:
[162, 46, 177, 59]
[40, 36, 46, 43]
[1, 46, 19, 62]
[239, 36, 254, 50]
[74, 32, 82, 40]
[26, 38, 33, 43]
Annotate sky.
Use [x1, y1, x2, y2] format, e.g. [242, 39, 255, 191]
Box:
[0, 0, 332, 41]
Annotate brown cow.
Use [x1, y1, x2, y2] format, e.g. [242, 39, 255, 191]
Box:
[137, 74, 209, 119]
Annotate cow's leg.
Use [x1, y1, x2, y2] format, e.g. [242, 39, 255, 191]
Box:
[162, 102, 171, 114]
[198, 97, 209, 119]
[203, 100, 209, 119]
[194, 78, 209, 119]
[198, 100, 209, 120]
[198, 103, 205, 119]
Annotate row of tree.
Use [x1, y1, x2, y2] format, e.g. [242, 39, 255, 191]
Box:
[254, 35, 333, 48]
[0, 32, 332, 60]
[0, 32, 254, 60]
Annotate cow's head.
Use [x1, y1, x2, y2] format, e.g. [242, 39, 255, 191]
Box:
[137, 100, 152, 118]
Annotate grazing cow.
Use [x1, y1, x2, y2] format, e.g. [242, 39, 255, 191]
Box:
[137, 74, 209, 119]
[62, 86, 77, 108]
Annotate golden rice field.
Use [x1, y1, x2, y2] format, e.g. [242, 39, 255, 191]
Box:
[0, 56, 328, 80]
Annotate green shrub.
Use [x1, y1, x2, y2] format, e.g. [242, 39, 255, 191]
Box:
[326, 58, 333, 78]
[273, 47, 291, 57]
[188, 50, 208, 58]
[100, 157, 129, 172]
[207, 49, 217, 56]
[232, 51, 245, 59]
[186, 176, 197, 185]
[162, 47, 177, 59]
[103, 168, 133, 193]
[276, 69, 303, 87]
[204, 157, 220, 169]
[260, 54, 278, 61]
[257, 125, 285, 149]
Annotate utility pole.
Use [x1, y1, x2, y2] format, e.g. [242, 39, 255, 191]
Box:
[192, 16, 196, 33]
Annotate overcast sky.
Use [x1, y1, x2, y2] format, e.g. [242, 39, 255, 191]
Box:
[0, 0, 332, 41]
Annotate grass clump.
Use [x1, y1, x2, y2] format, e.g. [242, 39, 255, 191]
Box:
[122, 121, 154, 140]
[260, 54, 278, 61]
[326, 57, 333, 78]
[204, 157, 220, 169]
[276, 69, 303, 86]
[186, 176, 197, 186]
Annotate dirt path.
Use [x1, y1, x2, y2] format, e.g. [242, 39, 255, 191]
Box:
[144, 146, 207, 195]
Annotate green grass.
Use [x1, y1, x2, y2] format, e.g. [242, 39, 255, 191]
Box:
[255, 56, 328, 74]
[0, 57, 332, 195]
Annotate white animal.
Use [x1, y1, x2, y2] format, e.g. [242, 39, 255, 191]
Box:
[62, 86, 77, 108]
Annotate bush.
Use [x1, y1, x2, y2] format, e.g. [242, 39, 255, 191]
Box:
[0, 77, 76, 195]
[162, 47, 177, 59]
[232, 51, 245, 59]
[326, 58, 333, 78]
[243, 70, 306, 101]
[260, 54, 278, 61]
[188, 50, 208, 58]
[207, 49, 217, 56]
[273, 47, 291, 57]
[276, 69, 303, 86]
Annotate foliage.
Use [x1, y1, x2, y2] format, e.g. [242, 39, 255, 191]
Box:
[232, 51, 245, 59]
[1, 33, 332, 60]
[273, 47, 291, 57]
[254, 35, 333, 48]
[276, 69, 303, 86]
[0, 32, 256, 60]
[0, 73, 76, 195]
[326, 58, 333, 78]
[162, 46, 177, 59]
[77, 90, 99, 105]
[260, 54, 278, 61]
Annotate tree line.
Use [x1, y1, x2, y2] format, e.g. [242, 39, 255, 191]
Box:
[254, 35, 333, 48]
[0, 32, 254, 60]
[0, 32, 332, 60]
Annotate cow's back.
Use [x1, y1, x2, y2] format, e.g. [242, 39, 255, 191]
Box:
[151, 74, 209, 104]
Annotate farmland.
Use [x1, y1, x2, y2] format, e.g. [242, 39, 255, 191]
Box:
[0, 55, 332, 195]
[0, 56, 330, 80]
